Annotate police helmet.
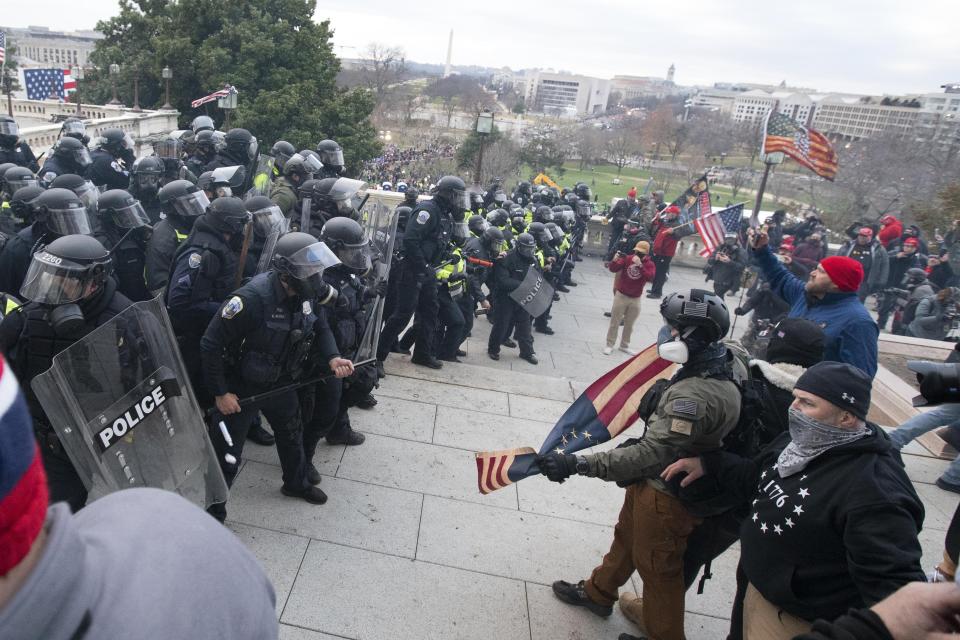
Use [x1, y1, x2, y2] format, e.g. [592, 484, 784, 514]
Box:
[527, 221, 551, 245]
[203, 196, 251, 236]
[381, 181, 393, 191]
[9, 185, 45, 226]
[20, 234, 112, 305]
[284, 152, 321, 181]
[191, 115, 215, 134]
[515, 233, 536, 259]
[312, 177, 365, 217]
[432, 175, 469, 215]
[245, 195, 286, 238]
[319, 217, 371, 273]
[660, 289, 730, 343]
[396, 181, 408, 193]
[34, 188, 92, 236]
[545, 222, 563, 243]
[468, 214, 488, 237]
[95, 128, 134, 155]
[481, 225, 505, 254]
[272, 231, 340, 302]
[533, 206, 554, 224]
[59, 117, 88, 144]
[154, 136, 183, 160]
[270, 140, 296, 171]
[52, 136, 92, 169]
[131, 156, 164, 192]
[3, 166, 38, 197]
[0, 163, 16, 183]
[403, 187, 419, 205]
[98, 189, 150, 230]
[574, 183, 591, 200]
[485, 208, 509, 228]
[195, 130, 218, 155]
[225, 128, 257, 161]
[158, 179, 209, 219]
[0, 115, 20, 145]
[315, 139, 344, 169]
[49, 174, 99, 214]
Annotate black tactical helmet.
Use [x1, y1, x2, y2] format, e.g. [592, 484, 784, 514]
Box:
[245, 195, 286, 238]
[225, 128, 257, 161]
[2, 166, 38, 196]
[33, 188, 92, 236]
[131, 156, 164, 192]
[158, 179, 209, 219]
[96, 128, 134, 155]
[59, 117, 88, 143]
[660, 289, 730, 343]
[485, 208, 509, 228]
[533, 206, 554, 224]
[272, 231, 340, 303]
[270, 140, 296, 171]
[481, 225, 505, 253]
[298, 178, 321, 202]
[315, 139, 344, 169]
[20, 234, 112, 305]
[527, 221, 551, 245]
[98, 189, 151, 229]
[432, 175, 469, 215]
[52, 136, 92, 168]
[515, 232, 536, 259]
[196, 171, 215, 192]
[319, 217, 371, 273]
[0, 163, 16, 181]
[203, 196, 251, 235]
[284, 152, 322, 180]
[395, 205, 412, 232]
[468, 214, 488, 236]
[903, 267, 928, 286]
[574, 183, 591, 200]
[195, 130, 218, 154]
[191, 115, 215, 133]
[470, 191, 484, 209]
[9, 185, 45, 225]
[545, 222, 563, 243]
[311, 177, 365, 218]
[49, 174, 99, 213]
[0, 115, 20, 145]
[403, 187, 419, 205]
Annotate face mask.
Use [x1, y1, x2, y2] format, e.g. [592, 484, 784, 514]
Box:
[656, 324, 689, 364]
[48, 303, 86, 337]
[775, 407, 870, 477]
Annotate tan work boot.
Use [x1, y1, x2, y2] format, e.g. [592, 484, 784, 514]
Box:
[619, 592, 647, 635]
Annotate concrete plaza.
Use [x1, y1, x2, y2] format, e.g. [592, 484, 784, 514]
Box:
[225, 257, 957, 640]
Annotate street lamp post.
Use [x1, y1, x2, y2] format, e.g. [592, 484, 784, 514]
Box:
[107, 63, 121, 105]
[474, 110, 494, 187]
[161, 66, 173, 110]
[74, 66, 85, 115]
[132, 65, 142, 112]
[3, 70, 13, 118]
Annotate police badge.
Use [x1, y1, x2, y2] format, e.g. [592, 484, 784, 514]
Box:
[188, 252, 203, 269]
[221, 296, 244, 319]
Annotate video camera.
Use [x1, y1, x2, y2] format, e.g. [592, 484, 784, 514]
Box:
[909, 360, 960, 406]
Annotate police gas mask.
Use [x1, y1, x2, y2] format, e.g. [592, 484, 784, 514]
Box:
[284, 272, 337, 306]
[48, 303, 86, 337]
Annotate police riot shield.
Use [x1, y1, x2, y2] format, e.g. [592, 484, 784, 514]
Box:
[509, 265, 556, 318]
[247, 154, 276, 199]
[30, 296, 228, 508]
[354, 197, 399, 361]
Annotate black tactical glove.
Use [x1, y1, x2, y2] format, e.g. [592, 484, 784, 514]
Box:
[374, 279, 388, 297]
[447, 272, 466, 283]
[536, 452, 578, 483]
[734, 307, 745, 316]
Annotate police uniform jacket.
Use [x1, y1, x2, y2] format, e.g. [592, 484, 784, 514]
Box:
[0, 222, 54, 296]
[85, 149, 131, 191]
[165, 217, 239, 335]
[322, 269, 367, 354]
[0, 142, 39, 172]
[38, 156, 80, 188]
[490, 249, 537, 300]
[403, 200, 451, 277]
[200, 272, 339, 396]
[96, 226, 151, 302]
[463, 237, 495, 303]
[144, 217, 193, 292]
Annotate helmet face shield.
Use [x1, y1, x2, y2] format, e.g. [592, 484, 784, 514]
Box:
[172, 190, 209, 218]
[0, 120, 19, 136]
[328, 178, 366, 214]
[319, 148, 344, 167]
[7, 176, 38, 195]
[517, 243, 535, 259]
[20, 252, 101, 304]
[449, 189, 470, 214]
[44, 203, 93, 236]
[334, 239, 372, 273]
[155, 138, 182, 159]
[109, 200, 151, 229]
[251, 205, 286, 237]
[61, 120, 85, 137]
[286, 241, 341, 279]
[72, 146, 93, 169]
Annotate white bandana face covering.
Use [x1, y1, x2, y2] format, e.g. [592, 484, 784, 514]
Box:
[776, 407, 869, 478]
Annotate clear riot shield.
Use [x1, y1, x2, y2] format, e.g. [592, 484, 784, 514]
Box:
[354, 197, 399, 361]
[30, 296, 228, 508]
[247, 154, 276, 199]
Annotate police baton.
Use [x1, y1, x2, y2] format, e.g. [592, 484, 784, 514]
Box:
[205, 357, 378, 418]
[234, 221, 254, 289]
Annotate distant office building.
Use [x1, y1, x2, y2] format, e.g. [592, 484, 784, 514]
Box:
[3, 25, 103, 68]
[732, 90, 819, 127]
[611, 65, 677, 101]
[521, 71, 610, 117]
[689, 88, 740, 115]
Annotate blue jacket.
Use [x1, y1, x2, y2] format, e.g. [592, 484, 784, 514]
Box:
[753, 245, 878, 377]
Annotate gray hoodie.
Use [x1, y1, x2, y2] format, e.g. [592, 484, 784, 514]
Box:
[0, 488, 277, 640]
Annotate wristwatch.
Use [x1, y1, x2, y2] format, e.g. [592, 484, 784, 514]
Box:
[575, 455, 590, 475]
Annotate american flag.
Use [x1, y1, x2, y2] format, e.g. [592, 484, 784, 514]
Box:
[191, 85, 236, 109]
[476, 344, 676, 494]
[0, 32, 6, 66]
[62, 68, 76, 94]
[763, 112, 839, 181]
[24, 68, 65, 101]
[694, 203, 745, 257]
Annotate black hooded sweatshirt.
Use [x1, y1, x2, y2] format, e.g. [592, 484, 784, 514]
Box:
[702, 424, 925, 622]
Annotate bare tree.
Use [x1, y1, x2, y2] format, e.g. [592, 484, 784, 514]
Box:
[575, 125, 604, 170]
[729, 168, 750, 200]
[604, 127, 640, 176]
[360, 43, 406, 99]
[640, 104, 678, 161]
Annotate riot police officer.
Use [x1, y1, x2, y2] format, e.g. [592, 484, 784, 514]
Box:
[315, 139, 345, 178]
[95, 189, 153, 301]
[381, 205, 412, 326]
[301, 177, 365, 237]
[463, 225, 504, 318]
[307, 217, 380, 451]
[244, 195, 287, 274]
[0, 116, 40, 171]
[166, 196, 251, 407]
[201, 231, 350, 517]
[435, 222, 471, 362]
[58, 117, 90, 145]
[154, 136, 197, 186]
[3, 184, 45, 238]
[144, 179, 208, 292]
[49, 173, 100, 224]
[129, 156, 165, 223]
[487, 232, 538, 364]
[376, 175, 469, 371]
[401, 186, 419, 209]
[467, 214, 487, 239]
[0, 188, 92, 296]
[39, 137, 92, 187]
[271, 152, 322, 218]
[205, 128, 257, 175]
[191, 115, 215, 134]
[270, 140, 296, 177]
[86, 128, 135, 190]
[0, 235, 132, 510]
[186, 130, 218, 178]
[2, 166, 38, 202]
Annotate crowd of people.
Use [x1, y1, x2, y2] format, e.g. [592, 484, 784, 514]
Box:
[3, 113, 960, 640]
[358, 142, 456, 193]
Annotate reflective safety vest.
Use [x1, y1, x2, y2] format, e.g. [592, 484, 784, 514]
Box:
[436, 247, 466, 297]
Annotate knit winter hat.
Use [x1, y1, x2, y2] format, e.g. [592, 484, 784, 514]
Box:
[819, 256, 864, 292]
[766, 318, 825, 368]
[634, 240, 650, 254]
[858, 227, 874, 237]
[0, 355, 49, 576]
[795, 361, 872, 420]
[627, 188, 637, 198]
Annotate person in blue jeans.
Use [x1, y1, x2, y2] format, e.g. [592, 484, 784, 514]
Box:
[888, 407, 960, 493]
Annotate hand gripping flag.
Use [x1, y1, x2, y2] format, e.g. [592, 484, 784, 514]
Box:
[475, 344, 676, 494]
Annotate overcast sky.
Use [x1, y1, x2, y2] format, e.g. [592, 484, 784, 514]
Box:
[6, 0, 959, 95]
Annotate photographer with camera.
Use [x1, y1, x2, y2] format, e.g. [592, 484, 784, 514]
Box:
[906, 286, 960, 341]
[603, 240, 655, 355]
[707, 233, 747, 298]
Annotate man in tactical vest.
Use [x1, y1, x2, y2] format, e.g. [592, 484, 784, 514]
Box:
[95, 189, 153, 302]
[129, 156, 165, 224]
[315, 139, 346, 178]
[0, 235, 132, 510]
[271, 152, 322, 218]
[144, 179, 208, 293]
[539, 289, 741, 640]
[376, 175, 469, 371]
[487, 232, 539, 365]
[201, 232, 350, 518]
[38, 137, 92, 187]
[0, 116, 40, 171]
[86, 128, 135, 191]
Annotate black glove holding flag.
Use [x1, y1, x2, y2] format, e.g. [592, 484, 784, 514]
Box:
[536, 453, 577, 483]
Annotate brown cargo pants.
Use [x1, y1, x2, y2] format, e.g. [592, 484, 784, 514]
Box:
[584, 482, 701, 640]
